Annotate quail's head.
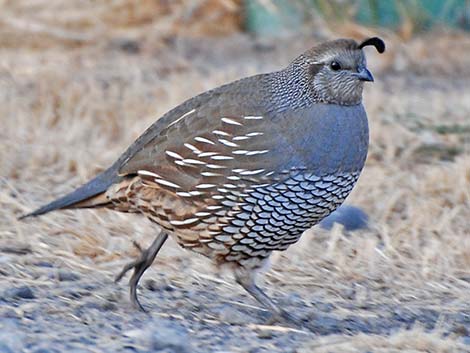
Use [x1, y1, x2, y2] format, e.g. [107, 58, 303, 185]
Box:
[291, 37, 385, 106]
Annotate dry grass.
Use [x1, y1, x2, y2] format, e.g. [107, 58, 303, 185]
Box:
[0, 0, 241, 49]
[301, 326, 467, 352]
[1, 2, 470, 351]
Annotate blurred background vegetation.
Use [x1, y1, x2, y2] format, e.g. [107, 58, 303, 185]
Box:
[245, 0, 470, 36]
[2, 2, 470, 351]
[1, 0, 469, 49]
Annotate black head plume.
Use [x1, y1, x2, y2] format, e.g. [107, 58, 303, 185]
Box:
[358, 37, 385, 53]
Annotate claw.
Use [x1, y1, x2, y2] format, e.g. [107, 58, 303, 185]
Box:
[114, 258, 141, 284]
[115, 232, 168, 311]
[265, 309, 302, 327]
[132, 240, 143, 253]
[234, 267, 308, 330]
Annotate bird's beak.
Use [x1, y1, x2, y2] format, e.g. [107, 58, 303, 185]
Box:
[355, 68, 374, 82]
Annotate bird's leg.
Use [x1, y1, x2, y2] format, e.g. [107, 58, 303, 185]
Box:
[234, 268, 295, 325]
[115, 231, 168, 311]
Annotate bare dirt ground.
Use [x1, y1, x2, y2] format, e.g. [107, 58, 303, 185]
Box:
[1, 22, 470, 352]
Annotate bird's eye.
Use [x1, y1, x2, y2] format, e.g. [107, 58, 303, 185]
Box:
[330, 61, 341, 71]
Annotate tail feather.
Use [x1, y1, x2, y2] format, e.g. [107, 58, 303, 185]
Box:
[19, 167, 122, 219]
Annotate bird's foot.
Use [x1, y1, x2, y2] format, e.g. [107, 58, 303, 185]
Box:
[114, 241, 153, 311]
[115, 241, 147, 282]
[115, 233, 168, 311]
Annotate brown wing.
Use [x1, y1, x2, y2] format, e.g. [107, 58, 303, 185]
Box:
[109, 76, 288, 255]
[117, 75, 281, 195]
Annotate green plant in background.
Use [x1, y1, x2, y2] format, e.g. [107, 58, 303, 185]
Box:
[244, 0, 305, 36]
[307, 0, 359, 22]
[357, 0, 470, 31]
[244, 0, 470, 36]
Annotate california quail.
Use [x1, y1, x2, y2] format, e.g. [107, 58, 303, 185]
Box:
[21, 37, 385, 320]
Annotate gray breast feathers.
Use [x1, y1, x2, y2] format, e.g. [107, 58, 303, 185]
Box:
[267, 103, 369, 175]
